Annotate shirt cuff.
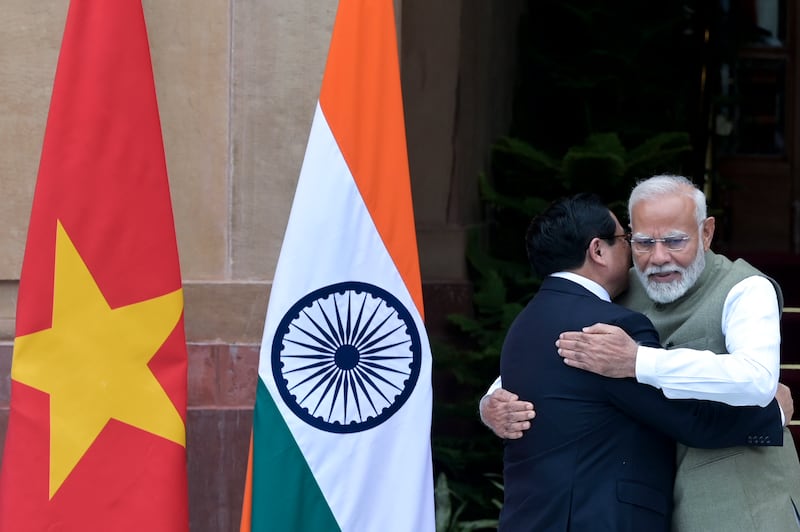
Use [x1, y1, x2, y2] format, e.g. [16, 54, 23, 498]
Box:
[635, 345, 661, 389]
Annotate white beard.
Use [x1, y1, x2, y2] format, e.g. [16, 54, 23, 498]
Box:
[634, 245, 706, 304]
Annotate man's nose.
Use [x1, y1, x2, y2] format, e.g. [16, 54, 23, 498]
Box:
[649, 241, 673, 264]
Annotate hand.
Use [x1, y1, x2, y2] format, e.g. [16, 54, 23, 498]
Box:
[479, 388, 535, 440]
[556, 323, 637, 378]
[776, 382, 794, 426]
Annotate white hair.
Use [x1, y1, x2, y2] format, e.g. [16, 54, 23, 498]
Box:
[628, 174, 707, 225]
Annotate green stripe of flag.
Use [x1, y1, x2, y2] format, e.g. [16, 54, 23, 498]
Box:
[251, 379, 341, 531]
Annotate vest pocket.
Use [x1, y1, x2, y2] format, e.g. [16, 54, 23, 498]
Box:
[682, 447, 745, 470]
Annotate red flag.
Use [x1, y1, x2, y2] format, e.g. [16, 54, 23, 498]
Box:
[0, 1, 189, 530]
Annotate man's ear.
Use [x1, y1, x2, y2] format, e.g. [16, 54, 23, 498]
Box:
[587, 238, 604, 264]
[702, 216, 716, 250]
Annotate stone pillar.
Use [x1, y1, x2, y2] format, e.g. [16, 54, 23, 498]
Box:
[401, 0, 525, 337]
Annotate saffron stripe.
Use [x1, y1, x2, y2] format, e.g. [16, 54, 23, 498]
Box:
[319, 0, 424, 317]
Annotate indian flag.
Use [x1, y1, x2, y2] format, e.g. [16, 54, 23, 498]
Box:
[239, 0, 435, 531]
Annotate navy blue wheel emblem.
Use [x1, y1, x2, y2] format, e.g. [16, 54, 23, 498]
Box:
[272, 281, 422, 433]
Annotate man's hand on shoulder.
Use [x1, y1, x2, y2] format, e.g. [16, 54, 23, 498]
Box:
[776, 382, 794, 426]
[479, 388, 535, 440]
[556, 323, 637, 378]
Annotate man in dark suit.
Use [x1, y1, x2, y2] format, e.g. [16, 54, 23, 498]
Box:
[499, 194, 784, 532]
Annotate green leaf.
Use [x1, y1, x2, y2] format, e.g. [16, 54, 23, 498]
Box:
[492, 137, 561, 173]
[435, 473, 453, 532]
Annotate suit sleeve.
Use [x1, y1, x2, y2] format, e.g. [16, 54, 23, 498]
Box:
[604, 312, 783, 448]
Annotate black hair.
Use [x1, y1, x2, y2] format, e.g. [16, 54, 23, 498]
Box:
[525, 193, 619, 278]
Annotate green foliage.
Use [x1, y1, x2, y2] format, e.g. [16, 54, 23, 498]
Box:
[434, 473, 502, 532]
[482, 132, 691, 284]
[490, 132, 691, 208]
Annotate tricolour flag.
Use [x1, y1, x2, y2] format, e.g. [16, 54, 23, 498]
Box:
[0, 1, 189, 531]
[239, 0, 435, 530]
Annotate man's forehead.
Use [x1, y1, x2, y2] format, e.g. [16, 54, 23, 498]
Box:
[630, 195, 695, 230]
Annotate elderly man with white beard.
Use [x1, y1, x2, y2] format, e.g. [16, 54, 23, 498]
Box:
[480, 175, 800, 531]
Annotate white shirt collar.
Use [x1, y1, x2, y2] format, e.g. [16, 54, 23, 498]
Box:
[550, 271, 611, 302]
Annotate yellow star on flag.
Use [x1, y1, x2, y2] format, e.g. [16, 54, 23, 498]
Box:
[11, 220, 186, 499]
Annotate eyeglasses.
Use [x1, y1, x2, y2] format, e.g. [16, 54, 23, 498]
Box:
[630, 235, 691, 253]
[608, 232, 631, 243]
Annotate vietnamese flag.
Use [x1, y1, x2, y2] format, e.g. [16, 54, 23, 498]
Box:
[0, 1, 189, 531]
[239, 0, 435, 530]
